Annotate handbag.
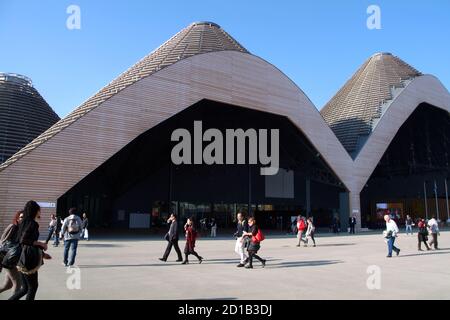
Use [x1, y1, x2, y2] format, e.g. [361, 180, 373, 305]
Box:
[1, 241, 22, 269]
[17, 245, 43, 275]
[252, 229, 265, 242]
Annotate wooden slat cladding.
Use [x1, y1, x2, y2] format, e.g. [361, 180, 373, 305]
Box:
[0, 22, 248, 171]
[1, 51, 449, 233]
[352, 75, 450, 192]
[0, 51, 353, 233]
[321, 53, 422, 156]
[0, 77, 60, 164]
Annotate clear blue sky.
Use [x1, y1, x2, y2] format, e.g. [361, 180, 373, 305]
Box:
[1, 0, 449, 118]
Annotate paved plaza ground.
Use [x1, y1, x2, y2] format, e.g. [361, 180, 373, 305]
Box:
[1, 231, 449, 300]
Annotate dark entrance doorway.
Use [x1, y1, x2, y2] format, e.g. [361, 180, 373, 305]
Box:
[57, 99, 347, 233]
[361, 103, 450, 229]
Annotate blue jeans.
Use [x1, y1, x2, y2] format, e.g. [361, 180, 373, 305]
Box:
[64, 239, 79, 266]
[387, 237, 400, 256]
[405, 225, 412, 235]
[53, 233, 60, 246]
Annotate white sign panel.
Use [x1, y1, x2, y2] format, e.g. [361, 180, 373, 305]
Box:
[37, 202, 56, 208]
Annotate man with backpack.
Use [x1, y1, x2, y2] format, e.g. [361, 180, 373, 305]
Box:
[61, 208, 83, 267]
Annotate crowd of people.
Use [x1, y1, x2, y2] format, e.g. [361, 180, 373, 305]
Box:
[160, 212, 266, 269]
[382, 214, 441, 257]
[0, 200, 445, 300]
[0, 201, 89, 300]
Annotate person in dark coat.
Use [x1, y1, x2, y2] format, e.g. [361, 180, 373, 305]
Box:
[159, 213, 183, 262]
[53, 216, 62, 247]
[242, 217, 266, 269]
[181, 217, 203, 264]
[9, 201, 51, 300]
[81, 213, 89, 241]
[349, 216, 357, 234]
[417, 218, 430, 251]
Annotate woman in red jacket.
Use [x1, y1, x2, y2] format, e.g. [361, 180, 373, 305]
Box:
[417, 218, 430, 251]
[296, 215, 307, 247]
[181, 217, 204, 264]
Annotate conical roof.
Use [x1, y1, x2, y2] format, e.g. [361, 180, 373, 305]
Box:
[321, 53, 422, 158]
[0, 22, 249, 171]
[0, 73, 60, 164]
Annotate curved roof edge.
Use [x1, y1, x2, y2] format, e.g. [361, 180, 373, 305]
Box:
[0, 50, 355, 192]
[351, 74, 450, 193]
[0, 21, 248, 172]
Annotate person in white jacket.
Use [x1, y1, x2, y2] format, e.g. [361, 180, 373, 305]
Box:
[427, 217, 440, 250]
[305, 217, 316, 247]
[384, 215, 401, 258]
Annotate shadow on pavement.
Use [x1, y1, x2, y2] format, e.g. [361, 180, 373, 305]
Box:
[267, 260, 343, 269]
[78, 258, 284, 268]
[282, 243, 355, 248]
[78, 263, 183, 268]
[77, 243, 127, 248]
[397, 248, 450, 258]
[315, 243, 356, 247]
[197, 297, 238, 300]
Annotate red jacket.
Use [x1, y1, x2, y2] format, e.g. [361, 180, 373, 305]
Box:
[185, 225, 197, 250]
[297, 219, 306, 231]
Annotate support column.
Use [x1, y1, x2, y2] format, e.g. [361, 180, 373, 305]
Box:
[248, 164, 252, 216]
[349, 192, 362, 230]
[339, 191, 350, 232]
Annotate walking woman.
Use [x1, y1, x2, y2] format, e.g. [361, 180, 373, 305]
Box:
[9, 201, 51, 300]
[0, 211, 24, 295]
[417, 218, 430, 251]
[182, 217, 204, 264]
[242, 217, 266, 269]
[305, 217, 316, 247]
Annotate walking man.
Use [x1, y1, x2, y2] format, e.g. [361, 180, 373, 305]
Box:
[384, 214, 400, 258]
[349, 216, 357, 234]
[234, 212, 249, 267]
[81, 213, 89, 241]
[53, 216, 62, 247]
[159, 213, 183, 262]
[210, 218, 217, 238]
[61, 208, 83, 267]
[427, 216, 440, 250]
[405, 215, 413, 235]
